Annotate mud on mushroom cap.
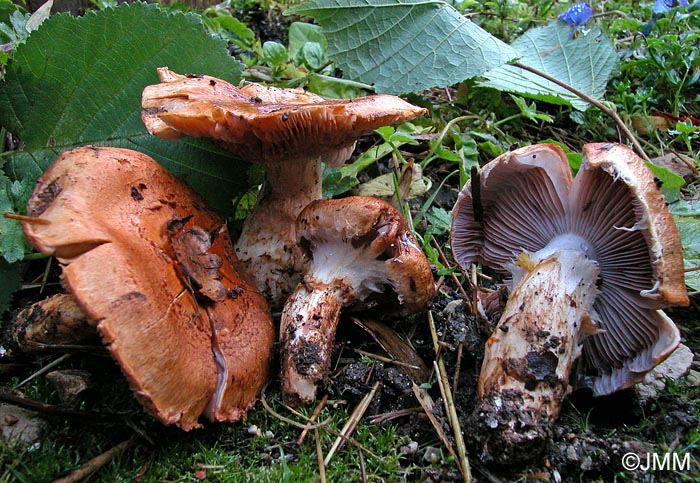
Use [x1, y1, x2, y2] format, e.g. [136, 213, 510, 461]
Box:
[450, 142, 688, 395]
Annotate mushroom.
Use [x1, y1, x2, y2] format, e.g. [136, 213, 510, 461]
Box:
[5, 293, 96, 354]
[279, 196, 435, 406]
[20, 146, 275, 430]
[141, 68, 427, 306]
[450, 143, 688, 462]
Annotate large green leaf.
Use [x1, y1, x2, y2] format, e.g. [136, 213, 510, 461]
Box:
[0, 169, 32, 263]
[0, 2, 249, 215]
[480, 21, 619, 110]
[291, 0, 518, 94]
[675, 216, 700, 292]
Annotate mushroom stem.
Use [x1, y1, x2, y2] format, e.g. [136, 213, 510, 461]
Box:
[5, 293, 96, 354]
[280, 282, 344, 407]
[475, 245, 599, 463]
[278, 196, 436, 407]
[235, 159, 321, 306]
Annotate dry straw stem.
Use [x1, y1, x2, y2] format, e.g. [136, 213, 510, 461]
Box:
[324, 381, 380, 465]
[314, 428, 327, 483]
[368, 407, 423, 425]
[297, 395, 329, 445]
[15, 354, 71, 388]
[430, 238, 473, 312]
[3, 212, 50, 225]
[260, 389, 332, 431]
[429, 311, 472, 483]
[52, 436, 138, 483]
[262, 389, 381, 460]
[353, 348, 422, 371]
[411, 383, 458, 461]
[0, 392, 118, 421]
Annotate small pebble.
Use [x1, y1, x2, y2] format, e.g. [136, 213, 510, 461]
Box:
[400, 441, 419, 456]
[423, 446, 441, 464]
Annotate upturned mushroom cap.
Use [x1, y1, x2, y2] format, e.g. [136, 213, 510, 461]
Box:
[142, 67, 427, 164]
[280, 196, 435, 406]
[451, 143, 688, 395]
[296, 196, 435, 312]
[21, 146, 275, 430]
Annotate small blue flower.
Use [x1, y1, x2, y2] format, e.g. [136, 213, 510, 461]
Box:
[652, 0, 689, 15]
[559, 2, 593, 28]
[643, 0, 690, 35]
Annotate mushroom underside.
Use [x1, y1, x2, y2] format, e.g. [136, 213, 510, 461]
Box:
[279, 197, 435, 406]
[451, 143, 687, 461]
[451, 143, 686, 392]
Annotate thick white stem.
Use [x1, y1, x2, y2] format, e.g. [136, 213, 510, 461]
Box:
[279, 282, 345, 407]
[235, 160, 322, 307]
[475, 246, 600, 463]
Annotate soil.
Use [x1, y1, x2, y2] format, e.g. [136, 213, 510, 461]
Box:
[2, 216, 699, 482]
[324, 287, 700, 482]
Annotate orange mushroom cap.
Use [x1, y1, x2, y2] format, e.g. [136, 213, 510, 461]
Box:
[280, 196, 435, 406]
[141, 67, 427, 165]
[141, 68, 428, 307]
[22, 146, 275, 430]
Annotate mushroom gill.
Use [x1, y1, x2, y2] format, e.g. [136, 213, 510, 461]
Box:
[280, 196, 435, 407]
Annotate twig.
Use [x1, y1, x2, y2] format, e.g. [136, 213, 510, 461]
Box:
[433, 360, 472, 483]
[368, 407, 423, 425]
[475, 271, 493, 282]
[353, 349, 421, 370]
[314, 428, 327, 483]
[15, 354, 72, 389]
[0, 392, 120, 421]
[52, 436, 138, 483]
[297, 395, 328, 445]
[429, 312, 472, 483]
[3, 212, 50, 225]
[512, 61, 650, 163]
[431, 238, 473, 312]
[40, 256, 53, 294]
[433, 360, 451, 421]
[260, 389, 332, 431]
[452, 342, 464, 397]
[411, 383, 458, 461]
[324, 381, 379, 465]
[267, 391, 381, 461]
[359, 449, 368, 483]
